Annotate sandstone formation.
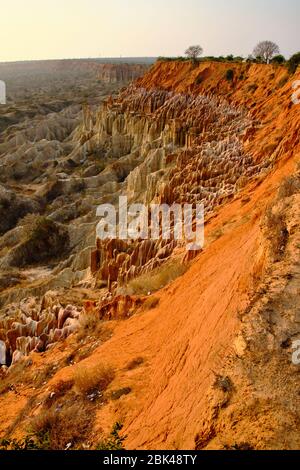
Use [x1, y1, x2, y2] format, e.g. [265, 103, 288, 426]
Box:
[0, 59, 300, 451]
[0, 61, 123, 305]
[91, 237, 176, 289]
[84, 85, 269, 286]
[97, 64, 149, 84]
[0, 293, 81, 366]
[97, 295, 143, 321]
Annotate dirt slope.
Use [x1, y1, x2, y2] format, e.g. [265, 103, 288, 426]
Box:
[89, 153, 298, 449]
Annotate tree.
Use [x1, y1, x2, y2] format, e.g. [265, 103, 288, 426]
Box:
[185, 45, 203, 64]
[253, 41, 280, 64]
[271, 54, 286, 65]
[225, 54, 234, 61]
[288, 52, 300, 74]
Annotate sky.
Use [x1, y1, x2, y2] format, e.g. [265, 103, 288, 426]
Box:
[0, 0, 299, 62]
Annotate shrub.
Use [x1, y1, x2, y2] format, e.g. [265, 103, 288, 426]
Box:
[74, 362, 115, 395]
[77, 313, 112, 344]
[12, 216, 69, 266]
[203, 56, 216, 62]
[157, 57, 173, 62]
[277, 75, 289, 89]
[0, 359, 34, 395]
[141, 296, 160, 311]
[0, 187, 42, 235]
[33, 364, 56, 388]
[39, 179, 63, 204]
[110, 387, 132, 400]
[43, 380, 74, 409]
[125, 259, 188, 295]
[225, 69, 234, 81]
[157, 57, 188, 62]
[264, 206, 288, 261]
[213, 374, 233, 393]
[277, 175, 300, 199]
[176, 56, 189, 62]
[224, 442, 255, 450]
[71, 178, 86, 193]
[0, 436, 41, 450]
[18, 212, 39, 229]
[77, 311, 102, 339]
[271, 54, 286, 64]
[96, 422, 125, 450]
[264, 176, 300, 261]
[247, 83, 258, 93]
[288, 52, 300, 74]
[29, 402, 91, 450]
[210, 227, 224, 242]
[126, 357, 144, 370]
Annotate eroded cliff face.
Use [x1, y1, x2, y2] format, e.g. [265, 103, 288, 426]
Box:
[81, 61, 299, 289]
[97, 64, 149, 84]
[0, 293, 81, 365]
[70, 62, 300, 450]
[137, 61, 300, 163]
[0, 60, 300, 450]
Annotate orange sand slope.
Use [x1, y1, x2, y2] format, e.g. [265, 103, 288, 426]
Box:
[93, 152, 298, 449]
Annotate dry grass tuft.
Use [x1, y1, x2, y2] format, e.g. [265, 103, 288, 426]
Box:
[30, 401, 91, 450]
[125, 259, 187, 296]
[0, 360, 60, 397]
[0, 359, 33, 395]
[11, 215, 69, 267]
[77, 311, 102, 339]
[74, 362, 115, 395]
[263, 173, 299, 261]
[33, 364, 56, 388]
[4, 396, 37, 437]
[277, 175, 300, 199]
[110, 387, 132, 400]
[264, 206, 288, 261]
[210, 227, 224, 242]
[77, 312, 112, 343]
[126, 357, 144, 370]
[213, 374, 233, 393]
[43, 380, 74, 408]
[141, 296, 160, 311]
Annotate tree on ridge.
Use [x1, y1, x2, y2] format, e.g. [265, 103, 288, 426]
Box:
[185, 45, 203, 64]
[253, 41, 280, 64]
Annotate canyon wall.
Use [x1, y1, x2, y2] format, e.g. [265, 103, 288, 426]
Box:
[1, 60, 300, 450]
[83, 60, 299, 289]
[97, 64, 149, 84]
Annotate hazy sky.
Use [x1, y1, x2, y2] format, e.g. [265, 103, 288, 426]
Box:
[1, 0, 299, 61]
